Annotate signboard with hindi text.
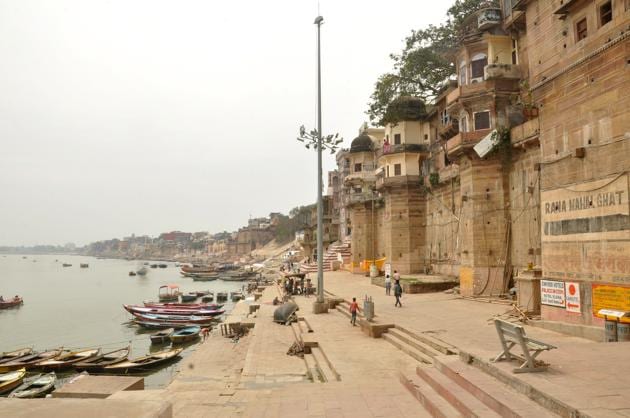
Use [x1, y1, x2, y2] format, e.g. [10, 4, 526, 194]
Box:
[541, 280, 566, 307]
[593, 284, 630, 323]
[565, 282, 581, 314]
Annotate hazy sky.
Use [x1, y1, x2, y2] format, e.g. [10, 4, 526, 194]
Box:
[0, 0, 451, 246]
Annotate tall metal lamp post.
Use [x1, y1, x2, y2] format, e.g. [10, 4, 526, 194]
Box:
[296, 15, 342, 313]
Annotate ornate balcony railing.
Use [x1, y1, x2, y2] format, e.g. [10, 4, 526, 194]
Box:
[375, 143, 429, 159]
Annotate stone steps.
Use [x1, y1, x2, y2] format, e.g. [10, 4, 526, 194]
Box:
[416, 366, 501, 418]
[310, 346, 339, 382]
[386, 328, 443, 359]
[432, 356, 557, 418]
[394, 325, 458, 356]
[382, 332, 434, 365]
[399, 371, 463, 418]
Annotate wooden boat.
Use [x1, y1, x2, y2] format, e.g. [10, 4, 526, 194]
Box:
[180, 294, 197, 303]
[137, 267, 148, 276]
[150, 264, 158, 269]
[143, 302, 222, 310]
[80, 263, 89, 268]
[0, 296, 24, 309]
[134, 319, 206, 329]
[181, 265, 214, 274]
[201, 294, 214, 303]
[191, 275, 219, 282]
[0, 348, 33, 365]
[8, 372, 56, 398]
[62, 263, 72, 267]
[158, 264, 168, 268]
[170, 326, 201, 344]
[125, 304, 224, 317]
[150, 328, 174, 344]
[231, 292, 244, 302]
[216, 292, 228, 302]
[0, 349, 64, 373]
[74, 346, 130, 372]
[132, 313, 216, 325]
[159, 285, 180, 302]
[0, 368, 26, 395]
[193, 291, 210, 297]
[103, 348, 183, 373]
[129, 271, 137, 276]
[35, 348, 100, 371]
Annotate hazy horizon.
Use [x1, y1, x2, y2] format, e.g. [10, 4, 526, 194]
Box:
[0, 0, 451, 246]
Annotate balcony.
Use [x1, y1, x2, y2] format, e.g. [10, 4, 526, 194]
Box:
[484, 64, 521, 81]
[446, 88, 461, 106]
[343, 192, 381, 207]
[458, 78, 520, 103]
[344, 170, 376, 185]
[376, 175, 422, 191]
[439, 119, 459, 140]
[446, 129, 493, 157]
[510, 117, 540, 147]
[375, 143, 429, 159]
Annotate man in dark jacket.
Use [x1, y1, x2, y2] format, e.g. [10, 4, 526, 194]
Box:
[394, 280, 403, 307]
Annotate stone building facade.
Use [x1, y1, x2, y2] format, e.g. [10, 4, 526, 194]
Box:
[334, 1, 629, 333]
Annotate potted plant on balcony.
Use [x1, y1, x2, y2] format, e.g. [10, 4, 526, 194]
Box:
[519, 80, 538, 119]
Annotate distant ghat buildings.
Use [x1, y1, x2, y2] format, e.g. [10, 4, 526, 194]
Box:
[319, 1, 629, 335]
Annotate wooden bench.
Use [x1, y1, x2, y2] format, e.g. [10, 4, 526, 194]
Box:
[492, 319, 557, 373]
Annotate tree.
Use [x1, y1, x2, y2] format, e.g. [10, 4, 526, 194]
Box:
[367, 0, 499, 126]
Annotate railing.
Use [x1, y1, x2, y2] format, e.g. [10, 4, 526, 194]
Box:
[343, 192, 381, 206]
[375, 143, 429, 159]
[376, 175, 422, 190]
[446, 88, 461, 105]
[484, 64, 521, 80]
[511, 117, 540, 145]
[446, 129, 493, 155]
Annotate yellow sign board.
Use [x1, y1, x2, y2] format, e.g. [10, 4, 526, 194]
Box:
[592, 284, 630, 323]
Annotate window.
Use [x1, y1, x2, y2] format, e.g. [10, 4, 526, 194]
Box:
[600, 2, 613, 26]
[424, 134, 429, 141]
[576, 18, 588, 41]
[354, 163, 362, 173]
[394, 164, 402, 176]
[394, 134, 401, 145]
[459, 62, 467, 86]
[459, 112, 469, 133]
[441, 109, 450, 125]
[471, 53, 488, 80]
[511, 39, 519, 65]
[503, 0, 512, 17]
[474, 111, 491, 130]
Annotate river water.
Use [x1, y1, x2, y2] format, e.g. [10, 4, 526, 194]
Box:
[0, 254, 245, 388]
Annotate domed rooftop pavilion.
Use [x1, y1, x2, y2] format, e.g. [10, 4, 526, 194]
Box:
[349, 134, 374, 153]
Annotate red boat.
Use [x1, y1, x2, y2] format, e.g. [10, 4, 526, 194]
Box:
[0, 296, 23, 310]
[131, 313, 216, 325]
[124, 305, 224, 317]
[143, 302, 223, 310]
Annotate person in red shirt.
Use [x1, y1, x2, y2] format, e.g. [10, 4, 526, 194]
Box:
[349, 297, 359, 326]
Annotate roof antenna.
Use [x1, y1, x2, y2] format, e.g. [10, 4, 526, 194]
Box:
[317, 0, 320, 16]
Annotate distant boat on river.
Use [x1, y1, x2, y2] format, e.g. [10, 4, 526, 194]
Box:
[62, 263, 72, 267]
[0, 296, 23, 310]
[136, 267, 148, 276]
[80, 263, 89, 268]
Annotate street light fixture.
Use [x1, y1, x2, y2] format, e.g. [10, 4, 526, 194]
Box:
[296, 15, 343, 313]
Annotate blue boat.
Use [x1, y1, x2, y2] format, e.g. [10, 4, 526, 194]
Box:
[169, 326, 201, 344]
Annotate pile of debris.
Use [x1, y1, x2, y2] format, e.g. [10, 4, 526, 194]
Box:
[286, 341, 304, 358]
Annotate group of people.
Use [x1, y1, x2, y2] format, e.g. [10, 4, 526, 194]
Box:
[385, 270, 403, 307]
[284, 275, 313, 297]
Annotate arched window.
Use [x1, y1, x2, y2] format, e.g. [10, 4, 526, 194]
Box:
[471, 53, 488, 81]
[459, 111, 469, 133]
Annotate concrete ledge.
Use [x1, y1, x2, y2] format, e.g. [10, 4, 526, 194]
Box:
[313, 301, 329, 314]
[52, 375, 144, 399]
[359, 320, 395, 338]
[0, 399, 172, 418]
[371, 276, 458, 294]
[458, 350, 581, 418]
[529, 319, 604, 342]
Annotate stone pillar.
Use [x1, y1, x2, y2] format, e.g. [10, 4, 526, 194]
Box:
[458, 156, 509, 296]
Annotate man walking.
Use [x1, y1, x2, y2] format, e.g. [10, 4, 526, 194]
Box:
[385, 273, 391, 296]
[349, 297, 359, 326]
[394, 280, 403, 307]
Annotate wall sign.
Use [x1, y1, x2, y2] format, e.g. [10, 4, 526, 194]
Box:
[541, 280, 566, 307]
[593, 284, 630, 322]
[541, 174, 629, 242]
[565, 282, 581, 314]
